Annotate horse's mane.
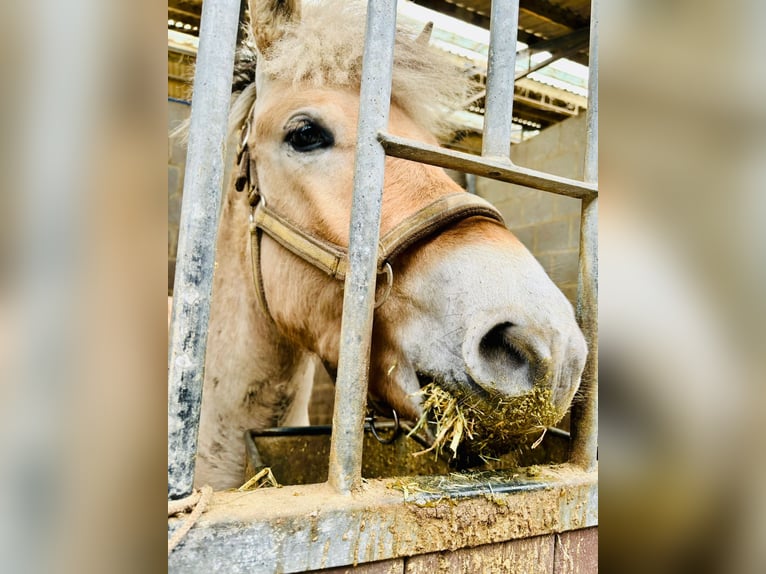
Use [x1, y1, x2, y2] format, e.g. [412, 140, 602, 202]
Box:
[229, 0, 474, 141]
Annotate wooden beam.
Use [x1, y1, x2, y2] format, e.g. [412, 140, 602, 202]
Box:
[520, 0, 589, 31]
[406, 0, 541, 45]
[405, 1, 590, 65]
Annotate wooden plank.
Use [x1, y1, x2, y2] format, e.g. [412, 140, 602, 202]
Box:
[553, 528, 598, 574]
[307, 559, 404, 574]
[405, 535, 554, 574]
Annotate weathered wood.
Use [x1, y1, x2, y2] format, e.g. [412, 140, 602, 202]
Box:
[405, 535, 554, 574]
[554, 528, 598, 574]
[307, 559, 404, 574]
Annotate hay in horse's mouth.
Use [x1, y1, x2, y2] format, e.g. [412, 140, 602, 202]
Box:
[408, 376, 561, 463]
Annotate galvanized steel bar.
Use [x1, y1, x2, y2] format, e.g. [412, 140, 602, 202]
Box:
[328, 0, 399, 494]
[571, 0, 599, 471]
[167, 0, 241, 499]
[378, 132, 597, 200]
[581, 2, 598, 186]
[481, 0, 520, 158]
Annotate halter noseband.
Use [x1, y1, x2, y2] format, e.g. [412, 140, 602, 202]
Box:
[235, 121, 507, 321]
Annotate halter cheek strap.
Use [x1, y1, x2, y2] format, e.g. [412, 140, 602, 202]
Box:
[248, 215, 271, 317]
[236, 140, 507, 322]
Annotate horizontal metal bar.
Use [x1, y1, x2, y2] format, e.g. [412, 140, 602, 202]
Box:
[378, 132, 597, 200]
[168, 466, 597, 573]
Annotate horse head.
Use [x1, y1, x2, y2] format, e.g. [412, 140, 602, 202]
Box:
[233, 0, 587, 461]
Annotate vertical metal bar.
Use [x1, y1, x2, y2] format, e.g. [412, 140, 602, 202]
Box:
[328, 0, 399, 494]
[581, 0, 598, 186]
[481, 0, 520, 158]
[167, 0, 241, 500]
[571, 0, 598, 470]
[466, 172, 477, 194]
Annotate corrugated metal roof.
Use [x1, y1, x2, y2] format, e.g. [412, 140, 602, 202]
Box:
[406, 0, 591, 62]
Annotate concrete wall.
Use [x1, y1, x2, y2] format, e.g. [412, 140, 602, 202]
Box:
[476, 113, 587, 305]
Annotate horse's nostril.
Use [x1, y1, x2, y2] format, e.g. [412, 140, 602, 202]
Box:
[479, 323, 528, 371]
[470, 322, 536, 396]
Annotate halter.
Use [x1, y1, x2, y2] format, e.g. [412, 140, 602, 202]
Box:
[234, 118, 507, 321]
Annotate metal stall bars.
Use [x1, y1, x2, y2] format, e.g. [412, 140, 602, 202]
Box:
[377, 0, 598, 472]
[571, 0, 599, 471]
[169, 0, 598, 569]
[168, 0, 241, 500]
[328, 0, 400, 495]
[331, 0, 600, 494]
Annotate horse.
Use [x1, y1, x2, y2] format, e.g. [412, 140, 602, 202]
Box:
[194, 0, 588, 489]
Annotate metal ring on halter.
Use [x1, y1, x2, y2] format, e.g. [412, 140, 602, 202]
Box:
[374, 262, 393, 309]
[368, 409, 400, 445]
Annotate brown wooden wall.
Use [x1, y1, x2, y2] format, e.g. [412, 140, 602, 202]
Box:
[305, 528, 597, 574]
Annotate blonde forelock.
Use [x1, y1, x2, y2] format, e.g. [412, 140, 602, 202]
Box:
[230, 0, 474, 140]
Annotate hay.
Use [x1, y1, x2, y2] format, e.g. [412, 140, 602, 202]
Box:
[408, 380, 561, 461]
[238, 467, 280, 490]
[388, 477, 441, 501]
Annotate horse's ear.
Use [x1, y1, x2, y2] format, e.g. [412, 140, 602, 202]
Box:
[249, 0, 302, 55]
[416, 21, 433, 46]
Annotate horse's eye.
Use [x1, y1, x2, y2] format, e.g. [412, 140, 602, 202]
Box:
[285, 121, 334, 152]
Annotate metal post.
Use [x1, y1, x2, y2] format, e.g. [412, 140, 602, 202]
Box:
[571, 0, 598, 470]
[328, 0, 399, 494]
[481, 0, 520, 158]
[167, 0, 241, 500]
[581, 0, 598, 187]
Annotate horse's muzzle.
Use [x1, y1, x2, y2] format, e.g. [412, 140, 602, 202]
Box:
[461, 314, 586, 410]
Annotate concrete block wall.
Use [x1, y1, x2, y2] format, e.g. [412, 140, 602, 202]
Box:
[476, 113, 587, 306]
